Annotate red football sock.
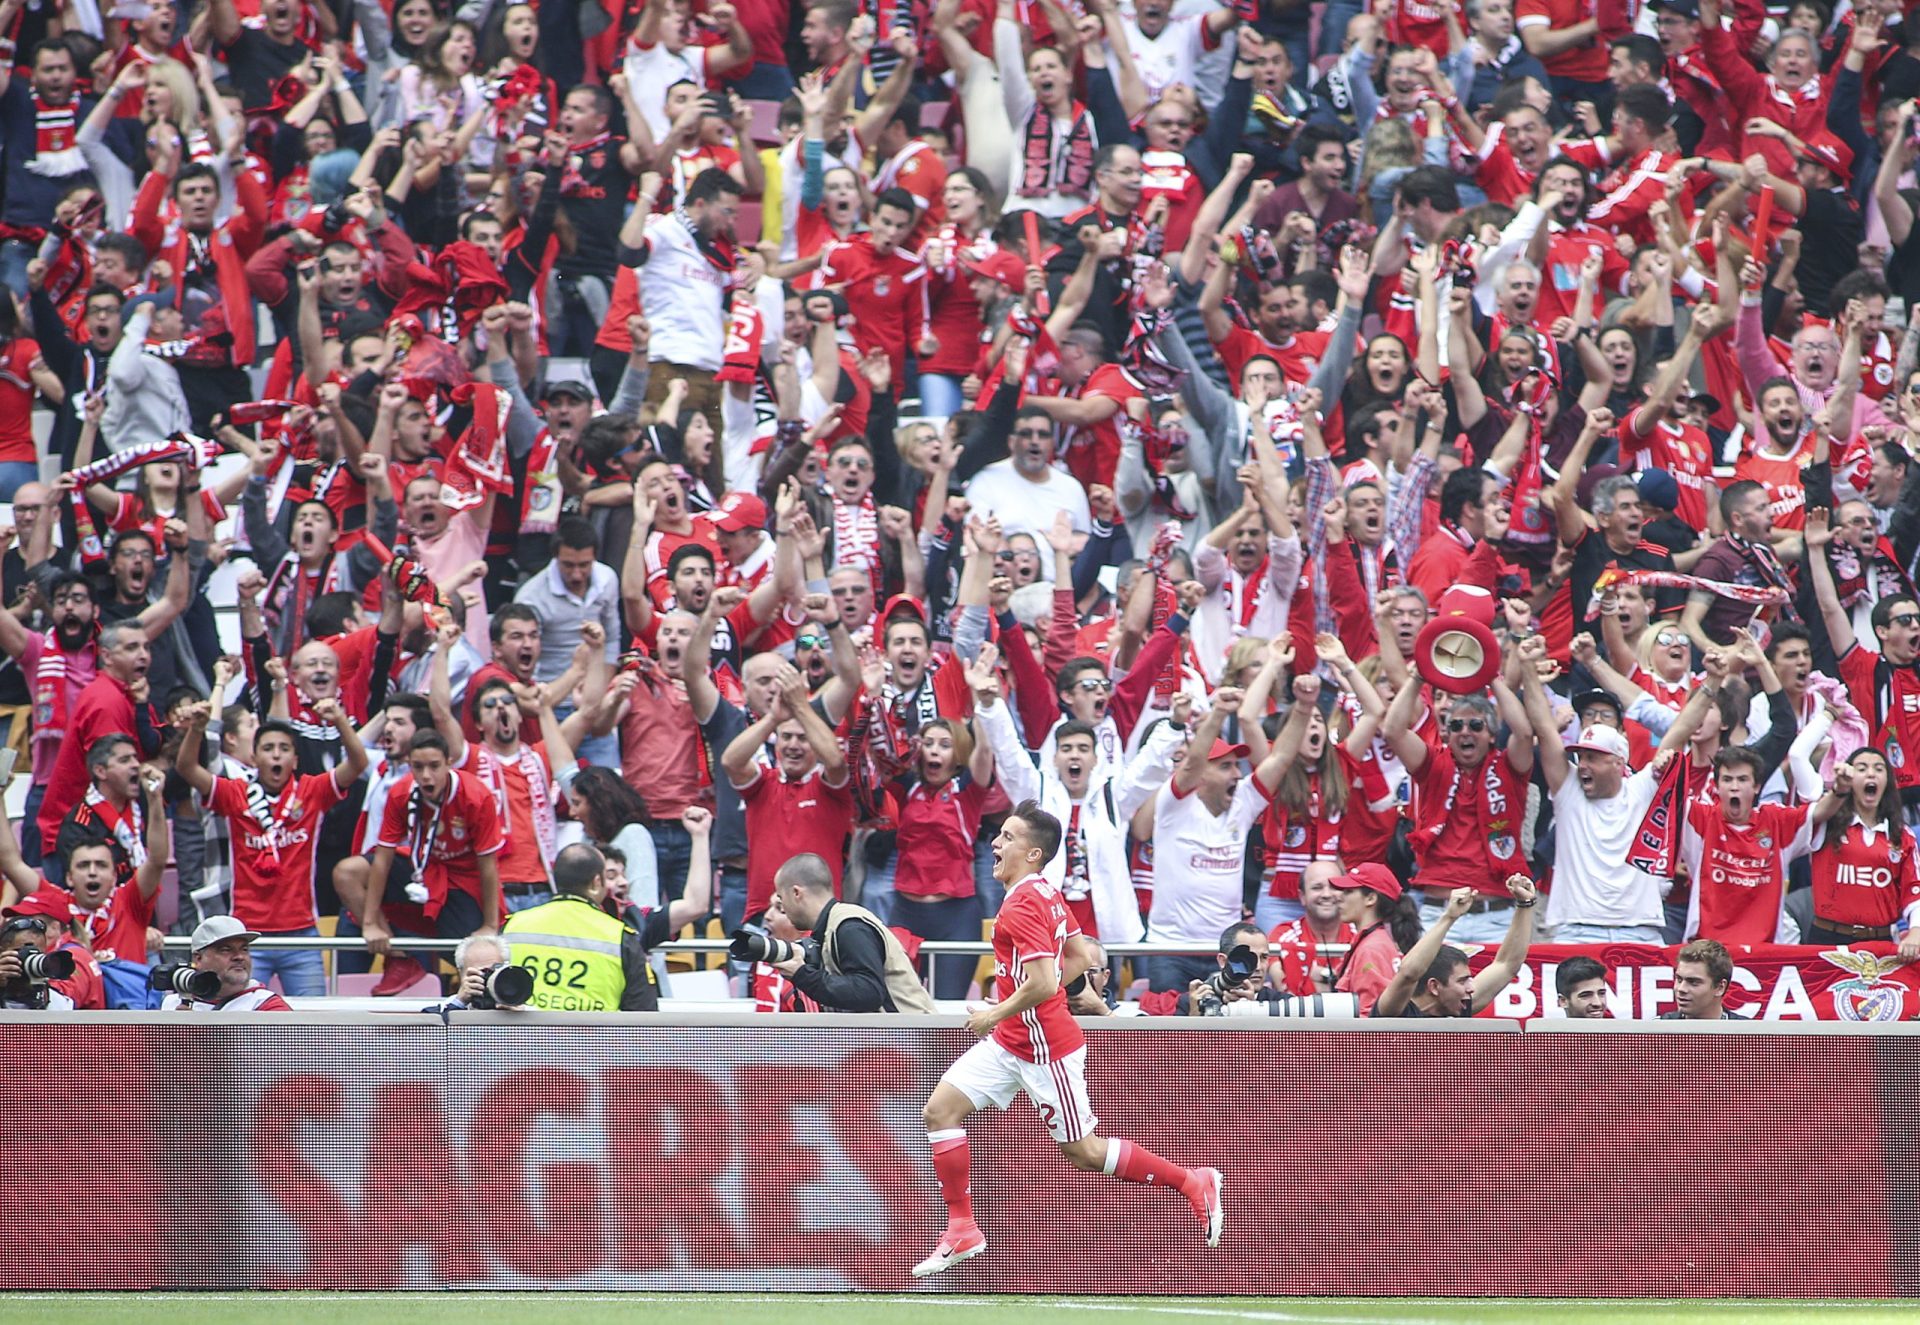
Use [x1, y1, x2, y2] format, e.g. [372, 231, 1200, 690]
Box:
[1105, 1138, 1198, 1197]
[928, 1130, 974, 1226]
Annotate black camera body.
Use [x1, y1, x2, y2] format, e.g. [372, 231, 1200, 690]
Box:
[469, 963, 536, 1010]
[1203, 943, 1261, 998]
[150, 963, 222, 1002]
[728, 925, 819, 967]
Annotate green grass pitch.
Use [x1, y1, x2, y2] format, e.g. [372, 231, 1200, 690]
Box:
[0, 1295, 1910, 1325]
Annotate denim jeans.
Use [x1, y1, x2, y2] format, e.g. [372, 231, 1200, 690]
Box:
[1552, 922, 1664, 944]
[727, 61, 795, 99]
[556, 701, 620, 770]
[251, 927, 327, 997]
[972, 834, 1004, 917]
[0, 240, 31, 302]
[0, 462, 39, 501]
[720, 862, 749, 932]
[505, 887, 553, 915]
[20, 781, 44, 870]
[650, 819, 694, 905]
[857, 844, 896, 926]
[1253, 893, 1305, 933]
[917, 373, 965, 423]
[1146, 951, 1220, 994]
[1418, 897, 1521, 946]
[1317, 0, 1363, 57]
[891, 894, 984, 1000]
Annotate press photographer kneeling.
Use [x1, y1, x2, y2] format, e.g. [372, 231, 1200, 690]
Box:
[737, 854, 936, 1013]
[0, 913, 78, 1009]
[1182, 922, 1355, 1017]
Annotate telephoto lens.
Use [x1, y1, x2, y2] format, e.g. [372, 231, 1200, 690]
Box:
[472, 963, 536, 1009]
[148, 963, 223, 1001]
[727, 925, 799, 965]
[17, 949, 75, 983]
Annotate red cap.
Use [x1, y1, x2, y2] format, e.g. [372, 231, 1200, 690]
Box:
[962, 250, 1028, 289]
[1331, 862, 1402, 901]
[1204, 738, 1249, 763]
[1801, 131, 1853, 184]
[711, 491, 768, 534]
[5, 887, 74, 924]
[880, 593, 927, 629]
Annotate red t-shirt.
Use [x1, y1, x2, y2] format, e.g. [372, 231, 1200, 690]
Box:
[71, 880, 155, 965]
[1624, 413, 1715, 532]
[1258, 751, 1364, 900]
[892, 773, 991, 900]
[1536, 223, 1631, 331]
[1268, 916, 1361, 998]
[990, 873, 1085, 1063]
[1837, 645, 1920, 796]
[51, 937, 105, 1009]
[1684, 801, 1812, 943]
[1407, 745, 1531, 894]
[1516, 0, 1607, 80]
[808, 235, 928, 384]
[1216, 324, 1331, 393]
[210, 770, 348, 932]
[462, 661, 543, 747]
[376, 768, 506, 920]
[0, 339, 41, 462]
[1732, 444, 1811, 532]
[108, 490, 227, 551]
[1810, 820, 1920, 928]
[1059, 363, 1145, 490]
[736, 766, 857, 916]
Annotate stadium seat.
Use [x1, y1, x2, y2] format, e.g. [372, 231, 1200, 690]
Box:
[747, 98, 785, 147]
[735, 200, 763, 246]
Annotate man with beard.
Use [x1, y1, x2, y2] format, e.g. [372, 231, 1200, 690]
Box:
[628, 543, 779, 677]
[1556, 955, 1612, 1018]
[37, 622, 159, 863]
[979, 689, 1184, 947]
[1736, 292, 1885, 445]
[619, 167, 743, 432]
[95, 524, 197, 702]
[463, 606, 545, 747]
[1407, 467, 1511, 603]
[964, 407, 1093, 543]
[1200, 258, 1332, 393]
[1267, 862, 1359, 996]
[0, 29, 91, 297]
[1370, 876, 1537, 1017]
[243, 448, 396, 657]
[1525, 163, 1633, 332]
[1023, 327, 1145, 491]
[1681, 480, 1798, 649]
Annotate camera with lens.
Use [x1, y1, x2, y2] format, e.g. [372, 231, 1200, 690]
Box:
[149, 963, 222, 1002]
[469, 962, 535, 1010]
[10, 948, 75, 984]
[728, 924, 819, 967]
[1204, 943, 1260, 998]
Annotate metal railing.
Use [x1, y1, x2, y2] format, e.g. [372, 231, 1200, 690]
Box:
[154, 935, 1348, 956]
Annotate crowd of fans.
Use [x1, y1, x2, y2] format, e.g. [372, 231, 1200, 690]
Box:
[0, 0, 1916, 1020]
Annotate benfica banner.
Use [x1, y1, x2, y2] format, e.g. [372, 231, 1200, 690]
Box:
[1464, 942, 1920, 1022]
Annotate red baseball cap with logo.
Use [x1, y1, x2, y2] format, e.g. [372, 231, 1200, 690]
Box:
[1204, 738, 1249, 763]
[1800, 131, 1853, 185]
[961, 250, 1028, 289]
[4, 888, 74, 924]
[711, 491, 768, 534]
[1330, 862, 1403, 901]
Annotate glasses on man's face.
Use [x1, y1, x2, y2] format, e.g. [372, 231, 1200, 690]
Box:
[832, 455, 873, 471]
[795, 633, 828, 648]
[1892, 613, 1920, 629]
[0, 916, 48, 939]
[1447, 718, 1487, 734]
[478, 696, 516, 711]
[1074, 677, 1112, 693]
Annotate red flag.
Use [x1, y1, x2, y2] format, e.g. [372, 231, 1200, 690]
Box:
[1627, 753, 1688, 878]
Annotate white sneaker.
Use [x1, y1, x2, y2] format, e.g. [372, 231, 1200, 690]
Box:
[911, 1224, 987, 1278]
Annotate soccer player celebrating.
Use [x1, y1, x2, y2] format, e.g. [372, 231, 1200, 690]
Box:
[913, 800, 1225, 1278]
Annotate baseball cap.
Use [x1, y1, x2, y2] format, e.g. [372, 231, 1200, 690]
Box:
[1636, 468, 1680, 512]
[1330, 862, 1402, 901]
[541, 358, 596, 401]
[1204, 737, 1249, 763]
[1566, 723, 1631, 762]
[1650, 0, 1699, 15]
[961, 250, 1028, 289]
[1801, 131, 1853, 185]
[879, 593, 928, 629]
[190, 915, 262, 953]
[4, 888, 74, 924]
[711, 491, 768, 534]
[1571, 688, 1625, 722]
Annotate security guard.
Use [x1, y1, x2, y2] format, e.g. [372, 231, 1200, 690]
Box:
[503, 844, 655, 1010]
[772, 853, 937, 1012]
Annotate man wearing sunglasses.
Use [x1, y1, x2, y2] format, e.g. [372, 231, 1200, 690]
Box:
[1382, 673, 1536, 945]
[0, 913, 76, 1010]
[1807, 507, 1920, 816]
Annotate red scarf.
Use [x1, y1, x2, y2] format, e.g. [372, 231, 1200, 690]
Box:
[833, 493, 882, 590]
[1019, 102, 1095, 200]
[1628, 752, 1687, 877]
[30, 94, 80, 173]
[521, 427, 561, 536]
[443, 383, 515, 512]
[717, 298, 763, 384]
[31, 628, 95, 754]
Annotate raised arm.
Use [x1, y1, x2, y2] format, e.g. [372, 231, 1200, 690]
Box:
[1469, 874, 1538, 1011]
[1373, 887, 1472, 1016]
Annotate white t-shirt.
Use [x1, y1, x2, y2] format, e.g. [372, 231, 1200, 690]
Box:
[1147, 773, 1270, 943]
[1544, 765, 1666, 930]
[635, 211, 729, 371]
[1115, 13, 1209, 102]
[622, 41, 708, 142]
[965, 459, 1092, 543]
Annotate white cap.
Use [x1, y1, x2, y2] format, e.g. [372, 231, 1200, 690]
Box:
[190, 915, 262, 953]
[1566, 723, 1631, 763]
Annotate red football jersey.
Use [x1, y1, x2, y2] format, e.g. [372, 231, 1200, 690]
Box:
[990, 874, 1085, 1064]
[1837, 645, 1920, 796]
[1407, 746, 1531, 894]
[377, 768, 506, 919]
[211, 771, 348, 933]
[1683, 801, 1813, 943]
[808, 235, 928, 384]
[1216, 324, 1331, 394]
[1059, 362, 1145, 490]
[1624, 412, 1715, 533]
[1268, 917, 1360, 998]
[71, 880, 155, 965]
[1810, 820, 1920, 928]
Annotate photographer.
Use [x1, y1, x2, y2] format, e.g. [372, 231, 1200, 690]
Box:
[1178, 922, 1278, 1016]
[157, 916, 294, 1011]
[1066, 939, 1116, 1017]
[426, 935, 532, 1013]
[0, 912, 79, 1009]
[3, 891, 103, 1009]
[765, 854, 937, 1013]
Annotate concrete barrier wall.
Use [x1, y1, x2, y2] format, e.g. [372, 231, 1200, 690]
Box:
[6, 1013, 1914, 1296]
